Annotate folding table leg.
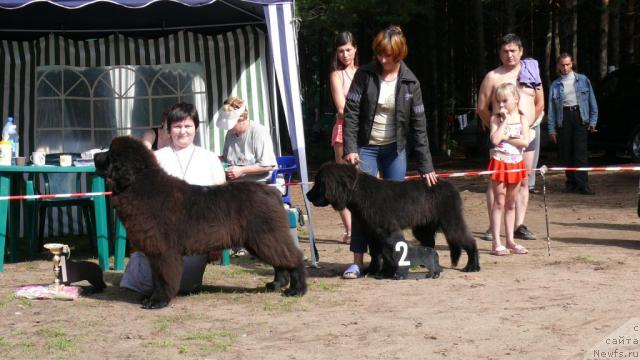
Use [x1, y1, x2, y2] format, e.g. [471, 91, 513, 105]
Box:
[113, 217, 126, 271]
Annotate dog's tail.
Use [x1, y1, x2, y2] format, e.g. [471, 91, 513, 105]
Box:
[450, 243, 462, 267]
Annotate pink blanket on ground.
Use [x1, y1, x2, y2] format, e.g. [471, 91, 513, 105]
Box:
[15, 285, 81, 300]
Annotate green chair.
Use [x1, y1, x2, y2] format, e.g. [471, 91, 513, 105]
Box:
[25, 172, 96, 258]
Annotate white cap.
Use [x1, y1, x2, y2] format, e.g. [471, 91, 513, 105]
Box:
[216, 105, 246, 130]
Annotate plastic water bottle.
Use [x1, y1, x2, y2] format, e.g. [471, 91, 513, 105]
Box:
[2, 117, 19, 164]
[284, 204, 301, 249]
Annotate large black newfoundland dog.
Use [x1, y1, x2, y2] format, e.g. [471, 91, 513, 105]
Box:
[306, 163, 480, 278]
[94, 136, 307, 309]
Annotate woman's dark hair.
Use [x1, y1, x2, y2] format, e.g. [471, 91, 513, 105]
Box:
[166, 102, 199, 130]
[330, 31, 358, 72]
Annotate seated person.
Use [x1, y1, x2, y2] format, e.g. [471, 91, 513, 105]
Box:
[141, 110, 171, 150]
[217, 96, 277, 183]
[217, 96, 277, 257]
[120, 102, 226, 295]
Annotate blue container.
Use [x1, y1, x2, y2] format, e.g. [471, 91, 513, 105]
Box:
[287, 208, 300, 248]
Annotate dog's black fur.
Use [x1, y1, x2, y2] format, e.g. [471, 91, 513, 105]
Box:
[306, 163, 480, 278]
[94, 136, 307, 309]
[61, 259, 107, 293]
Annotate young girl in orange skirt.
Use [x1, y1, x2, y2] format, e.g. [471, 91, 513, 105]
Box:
[488, 83, 530, 256]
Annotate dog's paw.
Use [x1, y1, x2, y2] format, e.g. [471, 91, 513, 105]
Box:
[265, 281, 286, 292]
[142, 299, 169, 309]
[393, 268, 410, 280]
[282, 287, 306, 297]
[462, 263, 481, 273]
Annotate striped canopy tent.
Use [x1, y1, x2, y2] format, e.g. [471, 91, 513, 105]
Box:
[0, 0, 318, 265]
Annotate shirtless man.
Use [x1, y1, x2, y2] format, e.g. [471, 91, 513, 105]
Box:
[477, 33, 544, 241]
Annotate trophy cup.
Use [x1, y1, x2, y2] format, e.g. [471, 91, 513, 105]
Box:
[43, 243, 69, 292]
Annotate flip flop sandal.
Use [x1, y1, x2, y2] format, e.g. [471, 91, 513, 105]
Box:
[233, 248, 248, 257]
[342, 264, 361, 279]
[490, 246, 510, 256]
[508, 244, 528, 254]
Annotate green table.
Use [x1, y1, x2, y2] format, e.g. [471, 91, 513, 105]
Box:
[0, 165, 111, 272]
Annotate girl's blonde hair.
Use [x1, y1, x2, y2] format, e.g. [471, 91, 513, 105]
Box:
[493, 83, 520, 103]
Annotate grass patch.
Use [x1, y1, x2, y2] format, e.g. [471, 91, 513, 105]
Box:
[262, 297, 305, 312]
[18, 341, 38, 358]
[183, 329, 238, 353]
[575, 255, 600, 265]
[0, 337, 10, 349]
[0, 293, 15, 309]
[204, 265, 265, 280]
[17, 298, 33, 308]
[153, 314, 194, 333]
[309, 281, 341, 292]
[144, 339, 176, 349]
[35, 327, 77, 354]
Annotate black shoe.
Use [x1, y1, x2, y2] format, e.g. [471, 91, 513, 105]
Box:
[529, 188, 540, 194]
[577, 188, 595, 195]
[562, 187, 576, 193]
[514, 224, 536, 240]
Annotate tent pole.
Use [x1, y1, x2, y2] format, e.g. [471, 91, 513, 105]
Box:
[268, 46, 281, 156]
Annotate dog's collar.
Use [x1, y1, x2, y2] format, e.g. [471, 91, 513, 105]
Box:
[346, 171, 359, 204]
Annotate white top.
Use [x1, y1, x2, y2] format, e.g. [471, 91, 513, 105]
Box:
[155, 144, 226, 186]
[492, 119, 524, 164]
[560, 71, 578, 107]
[223, 122, 277, 182]
[370, 77, 397, 145]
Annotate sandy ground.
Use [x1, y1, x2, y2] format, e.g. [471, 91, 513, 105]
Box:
[0, 159, 639, 359]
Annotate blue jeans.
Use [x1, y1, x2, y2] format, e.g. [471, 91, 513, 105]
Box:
[350, 143, 406, 254]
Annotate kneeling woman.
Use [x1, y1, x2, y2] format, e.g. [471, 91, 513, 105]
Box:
[120, 102, 226, 295]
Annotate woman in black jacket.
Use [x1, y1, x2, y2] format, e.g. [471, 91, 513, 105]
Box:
[341, 25, 437, 279]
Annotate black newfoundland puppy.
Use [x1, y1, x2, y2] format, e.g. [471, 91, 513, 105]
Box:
[306, 163, 480, 278]
[94, 136, 307, 309]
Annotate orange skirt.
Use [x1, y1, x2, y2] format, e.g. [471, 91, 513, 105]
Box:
[488, 158, 527, 184]
[331, 116, 344, 146]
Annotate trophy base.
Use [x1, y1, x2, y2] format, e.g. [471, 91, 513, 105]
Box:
[48, 283, 65, 292]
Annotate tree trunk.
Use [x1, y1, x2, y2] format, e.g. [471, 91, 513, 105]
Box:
[554, 1, 560, 61]
[571, 0, 578, 62]
[506, 0, 516, 33]
[622, 0, 636, 66]
[600, 0, 610, 79]
[545, 1, 554, 86]
[609, 0, 620, 70]
[437, 0, 450, 154]
[472, 0, 485, 82]
[426, 3, 440, 155]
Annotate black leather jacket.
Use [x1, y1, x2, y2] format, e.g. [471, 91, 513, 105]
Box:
[343, 61, 434, 174]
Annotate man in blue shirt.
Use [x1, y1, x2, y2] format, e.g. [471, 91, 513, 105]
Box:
[548, 53, 598, 195]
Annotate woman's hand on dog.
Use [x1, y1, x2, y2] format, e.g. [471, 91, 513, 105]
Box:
[421, 171, 438, 187]
[344, 152, 359, 166]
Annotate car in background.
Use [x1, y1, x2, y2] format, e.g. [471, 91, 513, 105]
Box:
[592, 64, 640, 160]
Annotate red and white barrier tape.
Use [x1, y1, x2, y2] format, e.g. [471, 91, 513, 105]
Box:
[0, 191, 112, 201]
[2, 165, 639, 201]
[547, 166, 640, 172]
